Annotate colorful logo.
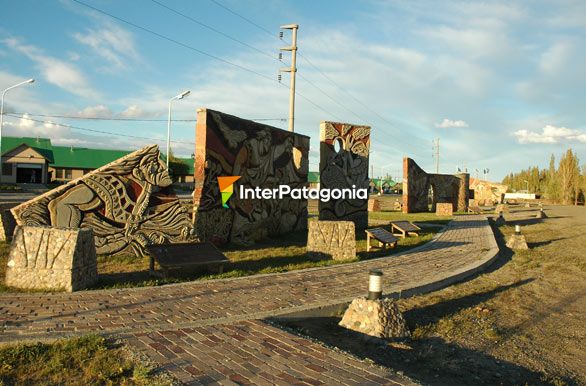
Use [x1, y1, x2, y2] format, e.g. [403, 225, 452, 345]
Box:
[217, 176, 241, 208]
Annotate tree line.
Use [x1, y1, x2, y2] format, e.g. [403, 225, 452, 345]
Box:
[501, 148, 585, 205]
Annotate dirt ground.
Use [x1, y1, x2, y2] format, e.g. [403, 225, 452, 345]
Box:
[278, 205, 586, 385]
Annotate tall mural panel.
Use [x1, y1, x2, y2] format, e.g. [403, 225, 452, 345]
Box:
[193, 108, 310, 245]
[318, 121, 370, 229]
[402, 157, 469, 213]
[11, 145, 195, 257]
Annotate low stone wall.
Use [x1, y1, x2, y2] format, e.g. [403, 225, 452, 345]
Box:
[435, 203, 453, 216]
[5, 226, 98, 292]
[307, 221, 356, 261]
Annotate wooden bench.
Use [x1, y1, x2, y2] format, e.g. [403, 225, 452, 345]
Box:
[390, 221, 421, 238]
[146, 242, 229, 278]
[365, 228, 398, 252]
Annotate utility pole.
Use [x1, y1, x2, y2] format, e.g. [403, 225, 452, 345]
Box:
[279, 24, 298, 132]
[432, 138, 440, 174]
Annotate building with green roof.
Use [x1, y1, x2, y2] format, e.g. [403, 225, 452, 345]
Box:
[0, 136, 194, 185]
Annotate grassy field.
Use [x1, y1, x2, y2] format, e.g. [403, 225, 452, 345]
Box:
[0, 198, 450, 291]
[278, 205, 586, 385]
[0, 335, 171, 385]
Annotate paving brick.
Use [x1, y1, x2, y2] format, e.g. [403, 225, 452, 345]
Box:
[0, 216, 495, 385]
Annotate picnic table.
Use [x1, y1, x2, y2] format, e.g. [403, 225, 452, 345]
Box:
[365, 228, 398, 252]
[390, 221, 421, 238]
[146, 242, 230, 278]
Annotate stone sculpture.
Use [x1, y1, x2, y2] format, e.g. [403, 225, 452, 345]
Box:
[318, 121, 370, 228]
[11, 145, 195, 257]
[402, 157, 469, 213]
[193, 108, 310, 245]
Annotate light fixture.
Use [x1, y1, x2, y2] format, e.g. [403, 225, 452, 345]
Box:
[368, 269, 383, 300]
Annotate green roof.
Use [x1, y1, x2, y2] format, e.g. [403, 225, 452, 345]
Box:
[1, 136, 54, 162]
[176, 157, 194, 175]
[370, 178, 397, 186]
[51, 146, 131, 169]
[2, 136, 195, 176]
[308, 171, 319, 183]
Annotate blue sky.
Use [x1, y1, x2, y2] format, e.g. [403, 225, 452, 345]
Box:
[1, 0, 585, 181]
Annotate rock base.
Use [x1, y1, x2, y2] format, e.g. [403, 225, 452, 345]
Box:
[506, 234, 529, 250]
[495, 204, 509, 214]
[5, 226, 98, 292]
[339, 297, 410, 339]
[307, 221, 356, 261]
[536, 210, 547, 219]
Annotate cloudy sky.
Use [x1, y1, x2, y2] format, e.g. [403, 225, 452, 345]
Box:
[1, 0, 585, 181]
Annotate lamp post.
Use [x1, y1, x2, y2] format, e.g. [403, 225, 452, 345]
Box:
[1, 78, 35, 183]
[166, 90, 190, 169]
[523, 179, 529, 193]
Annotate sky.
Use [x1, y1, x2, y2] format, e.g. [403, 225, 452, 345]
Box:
[1, 0, 585, 181]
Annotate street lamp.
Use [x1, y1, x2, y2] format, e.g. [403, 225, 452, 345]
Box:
[1, 78, 35, 183]
[523, 179, 529, 193]
[166, 90, 190, 169]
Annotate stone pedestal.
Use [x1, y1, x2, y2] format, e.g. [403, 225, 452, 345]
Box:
[435, 203, 453, 216]
[536, 210, 547, 219]
[339, 297, 410, 339]
[495, 204, 509, 214]
[495, 215, 506, 226]
[368, 199, 380, 212]
[307, 221, 355, 261]
[506, 234, 529, 250]
[5, 226, 98, 292]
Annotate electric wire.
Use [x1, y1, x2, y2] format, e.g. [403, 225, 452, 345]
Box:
[4, 113, 195, 145]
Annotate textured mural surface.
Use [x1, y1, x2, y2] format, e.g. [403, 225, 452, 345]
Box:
[11, 145, 195, 257]
[193, 109, 310, 245]
[402, 157, 469, 213]
[318, 121, 370, 228]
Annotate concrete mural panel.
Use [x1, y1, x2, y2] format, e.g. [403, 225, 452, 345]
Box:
[193, 108, 310, 245]
[318, 121, 370, 228]
[11, 145, 195, 257]
[402, 157, 469, 213]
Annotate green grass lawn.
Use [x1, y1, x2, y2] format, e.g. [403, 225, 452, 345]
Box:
[0, 335, 171, 385]
[0, 211, 451, 291]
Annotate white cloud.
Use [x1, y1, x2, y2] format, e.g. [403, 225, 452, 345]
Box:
[539, 40, 573, 75]
[73, 20, 140, 71]
[117, 104, 161, 118]
[2, 37, 98, 99]
[514, 125, 586, 144]
[77, 104, 112, 118]
[435, 118, 469, 128]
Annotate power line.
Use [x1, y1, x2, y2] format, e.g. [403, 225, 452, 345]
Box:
[205, 0, 427, 156]
[11, 112, 286, 122]
[149, 0, 278, 61]
[208, 0, 276, 38]
[70, 0, 342, 124]
[5, 113, 195, 145]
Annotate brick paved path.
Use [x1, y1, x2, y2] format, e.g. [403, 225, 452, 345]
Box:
[0, 215, 498, 385]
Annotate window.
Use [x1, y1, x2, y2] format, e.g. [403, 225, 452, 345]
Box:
[65, 169, 72, 180]
[54, 168, 64, 179]
[2, 163, 12, 176]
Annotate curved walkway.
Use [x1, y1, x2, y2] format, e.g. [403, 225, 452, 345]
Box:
[0, 215, 499, 385]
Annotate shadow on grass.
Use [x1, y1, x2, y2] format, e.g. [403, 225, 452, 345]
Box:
[271, 280, 572, 386]
[402, 278, 534, 327]
[275, 317, 570, 386]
